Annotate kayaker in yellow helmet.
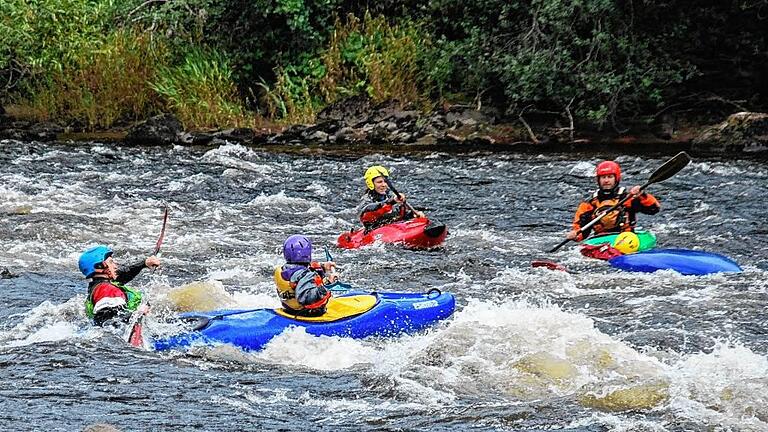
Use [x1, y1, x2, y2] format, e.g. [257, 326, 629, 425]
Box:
[359, 165, 425, 231]
[566, 160, 660, 241]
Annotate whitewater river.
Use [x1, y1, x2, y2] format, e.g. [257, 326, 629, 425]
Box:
[0, 140, 766, 431]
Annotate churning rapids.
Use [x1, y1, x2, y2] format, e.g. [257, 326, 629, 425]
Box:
[0, 140, 766, 431]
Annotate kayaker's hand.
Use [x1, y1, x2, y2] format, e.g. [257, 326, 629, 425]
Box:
[566, 230, 580, 240]
[145, 256, 161, 269]
[325, 273, 339, 284]
[629, 185, 642, 196]
[321, 261, 336, 273]
[394, 193, 406, 203]
[414, 210, 426, 218]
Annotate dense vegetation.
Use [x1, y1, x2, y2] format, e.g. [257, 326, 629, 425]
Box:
[1, 0, 766, 131]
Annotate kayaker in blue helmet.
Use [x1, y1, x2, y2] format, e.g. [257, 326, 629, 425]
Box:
[566, 160, 660, 241]
[79, 245, 160, 326]
[274, 235, 337, 316]
[359, 165, 425, 231]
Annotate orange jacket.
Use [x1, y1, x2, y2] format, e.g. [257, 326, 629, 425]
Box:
[572, 187, 660, 240]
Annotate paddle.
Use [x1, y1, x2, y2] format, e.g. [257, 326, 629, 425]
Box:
[378, 170, 447, 238]
[126, 203, 169, 347]
[323, 246, 346, 292]
[531, 259, 570, 272]
[153, 203, 169, 257]
[548, 151, 691, 253]
[378, 170, 420, 216]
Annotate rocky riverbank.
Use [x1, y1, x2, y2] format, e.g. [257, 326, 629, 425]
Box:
[1, 96, 767, 155]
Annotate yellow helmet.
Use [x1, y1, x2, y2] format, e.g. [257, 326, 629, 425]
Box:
[613, 231, 640, 254]
[364, 165, 389, 190]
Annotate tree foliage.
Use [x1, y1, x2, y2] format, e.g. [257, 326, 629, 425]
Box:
[1, 0, 766, 129]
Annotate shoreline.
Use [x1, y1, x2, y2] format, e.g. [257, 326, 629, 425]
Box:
[2, 99, 767, 157]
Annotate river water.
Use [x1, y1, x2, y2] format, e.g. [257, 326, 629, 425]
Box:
[0, 140, 766, 431]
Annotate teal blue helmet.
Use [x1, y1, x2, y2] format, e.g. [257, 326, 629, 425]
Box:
[79, 245, 113, 278]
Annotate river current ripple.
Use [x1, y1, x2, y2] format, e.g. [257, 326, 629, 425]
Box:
[0, 141, 766, 431]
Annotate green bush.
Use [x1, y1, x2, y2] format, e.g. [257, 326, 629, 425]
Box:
[0, 0, 126, 80]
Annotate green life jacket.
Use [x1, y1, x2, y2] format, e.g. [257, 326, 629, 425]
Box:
[84, 281, 143, 319]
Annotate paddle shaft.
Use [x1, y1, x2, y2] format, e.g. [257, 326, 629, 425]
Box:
[323, 245, 342, 275]
[128, 204, 168, 347]
[381, 175, 418, 214]
[549, 152, 691, 253]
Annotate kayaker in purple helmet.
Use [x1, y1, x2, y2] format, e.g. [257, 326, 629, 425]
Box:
[273, 235, 337, 316]
[359, 165, 424, 231]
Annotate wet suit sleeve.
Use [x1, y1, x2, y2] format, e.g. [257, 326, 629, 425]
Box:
[291, 269, 330, 308]
[626, 192, 660, 215]
[115, 260, 147, 284]
[572, 201, 595, 241]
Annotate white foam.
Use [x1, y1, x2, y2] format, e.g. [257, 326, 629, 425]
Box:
[668, 342, 768, 430]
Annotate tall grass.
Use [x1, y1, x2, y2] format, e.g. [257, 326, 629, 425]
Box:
[262, 13, 434, 122]
[151, 47, 254, 129]
[16, 29, 167, 128]
[320, 13, 428, 104]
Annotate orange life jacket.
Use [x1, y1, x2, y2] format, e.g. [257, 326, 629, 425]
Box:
[588, 187, 630, 233]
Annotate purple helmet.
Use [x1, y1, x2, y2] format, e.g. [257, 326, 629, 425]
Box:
[283, 234, 312, 264]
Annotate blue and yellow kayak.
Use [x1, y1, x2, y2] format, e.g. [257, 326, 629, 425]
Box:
[154, 288, 456, 352]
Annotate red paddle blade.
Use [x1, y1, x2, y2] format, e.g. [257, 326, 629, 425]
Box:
[128, 321, 143, 347]
[531, 260, 569, 272]
[580, 244, 623, 261]
[153, 204, 169, 256]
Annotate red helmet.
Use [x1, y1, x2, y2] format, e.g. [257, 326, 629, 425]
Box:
[595, 160, 621, 183]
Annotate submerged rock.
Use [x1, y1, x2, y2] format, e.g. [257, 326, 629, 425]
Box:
[514, 352, 578, 382]
[166, 281, 237, 312]
[1, 267, 17, 278]
[579, 383, 669, 412]
[693, 112, 768, 154]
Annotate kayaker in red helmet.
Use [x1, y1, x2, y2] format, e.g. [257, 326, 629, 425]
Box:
[78, 245, 160, 326]
[274, 235, 337, 317]
[359, 165, 425, 231]
[565, 160, 660, 241]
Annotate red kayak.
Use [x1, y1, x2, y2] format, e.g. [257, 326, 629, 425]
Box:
[337, 217, 448, 249]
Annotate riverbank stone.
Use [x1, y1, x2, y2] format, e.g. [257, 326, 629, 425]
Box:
[0, 121, 62, 142]
[693, 112, 768, 154]
[124, 113, 183, 146]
